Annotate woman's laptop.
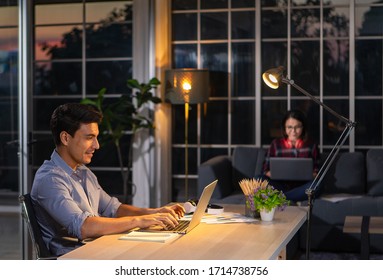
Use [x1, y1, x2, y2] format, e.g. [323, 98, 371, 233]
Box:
[270, 157, 313, 181]
[138, 180, 218, 234]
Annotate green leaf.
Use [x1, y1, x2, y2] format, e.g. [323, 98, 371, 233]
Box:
[127, 79, 140, 89]
[80, 98, 97, 106]
[149, 77, 161, 86]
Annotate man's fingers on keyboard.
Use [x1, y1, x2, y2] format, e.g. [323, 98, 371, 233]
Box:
[157, 213, 178, 228]
[165, 218, 178, 228]
[165, 212, 179, 225]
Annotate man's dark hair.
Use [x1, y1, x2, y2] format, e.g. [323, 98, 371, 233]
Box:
[50, 103, 103, 146]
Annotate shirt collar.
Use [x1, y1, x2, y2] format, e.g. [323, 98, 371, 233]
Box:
[51, 149, 86, 176]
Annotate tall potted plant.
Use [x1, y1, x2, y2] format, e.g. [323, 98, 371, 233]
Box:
[81, 77, 161, 203]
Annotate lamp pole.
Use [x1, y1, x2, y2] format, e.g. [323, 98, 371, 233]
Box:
[263, 66, 356, 259]
[165, 69, 210, 201]
[184, 102, 189, 201]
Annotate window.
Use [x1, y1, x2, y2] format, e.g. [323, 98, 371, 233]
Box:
[33, 0, 133, 198]
[0, 2, 19, 194]
[170, 0, 383, 201]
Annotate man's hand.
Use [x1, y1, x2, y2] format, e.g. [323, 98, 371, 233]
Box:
[136, 212, 180, 229]
[112, 203, 186, 232]
[156, 204, 186, 219]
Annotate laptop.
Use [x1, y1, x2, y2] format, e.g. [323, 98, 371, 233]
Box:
[138, 179, 218, 234]
[270, 157, 313, 181]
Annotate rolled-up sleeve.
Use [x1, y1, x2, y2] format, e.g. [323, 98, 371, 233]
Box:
[35, 170, 95, 240]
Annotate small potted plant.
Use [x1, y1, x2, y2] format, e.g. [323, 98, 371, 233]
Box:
[247, 181, 289, 221]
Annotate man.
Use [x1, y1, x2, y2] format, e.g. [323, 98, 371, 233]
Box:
[31, 103, 185, 256]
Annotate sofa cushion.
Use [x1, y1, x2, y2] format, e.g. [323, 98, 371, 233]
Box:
[232, 147, 266, 190]
[322, 152, 365, 194]
[198, 155, 233, 199]
[366, 149, 383, 196]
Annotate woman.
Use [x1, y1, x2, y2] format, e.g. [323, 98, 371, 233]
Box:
[262, 109, 320, 202]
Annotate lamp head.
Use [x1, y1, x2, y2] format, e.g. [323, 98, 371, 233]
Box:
[165, 68, 210, 104]
[262, 66, 285, 89]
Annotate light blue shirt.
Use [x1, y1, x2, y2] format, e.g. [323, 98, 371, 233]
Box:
[31, 150, 122, 256]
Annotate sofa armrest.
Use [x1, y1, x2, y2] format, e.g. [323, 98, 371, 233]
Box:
[198, 155, 233, 199]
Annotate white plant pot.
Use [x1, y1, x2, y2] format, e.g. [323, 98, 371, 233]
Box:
[260, 207, 276, 222]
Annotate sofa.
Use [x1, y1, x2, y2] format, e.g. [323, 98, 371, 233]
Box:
[197, 147, 383, 254]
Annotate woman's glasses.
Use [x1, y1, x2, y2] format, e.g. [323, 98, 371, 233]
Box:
[285, 125, 303, 131]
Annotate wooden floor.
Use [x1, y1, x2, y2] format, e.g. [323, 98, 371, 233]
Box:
[0, 212, 22, 260]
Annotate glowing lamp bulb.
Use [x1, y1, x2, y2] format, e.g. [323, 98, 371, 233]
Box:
[268, 74, 278, 84]
[182, 82, 191, 91]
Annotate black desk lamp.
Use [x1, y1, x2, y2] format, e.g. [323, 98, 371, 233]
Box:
[262, 66, 356, 259]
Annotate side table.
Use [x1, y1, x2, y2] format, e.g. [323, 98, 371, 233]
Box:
[343, 216, 383, 259]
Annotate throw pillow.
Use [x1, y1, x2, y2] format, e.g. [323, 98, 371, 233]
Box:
[366, 149, 383, 196]
[323, 152, 365, 194]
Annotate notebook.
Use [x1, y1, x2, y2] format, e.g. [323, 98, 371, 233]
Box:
[138, 179, 218, 234]
[269, 157, 313, 181]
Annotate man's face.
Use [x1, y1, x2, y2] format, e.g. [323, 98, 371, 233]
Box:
[65, 122, 100, 168]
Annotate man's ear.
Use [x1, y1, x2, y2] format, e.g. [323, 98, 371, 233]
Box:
[60, 131, 70, 146]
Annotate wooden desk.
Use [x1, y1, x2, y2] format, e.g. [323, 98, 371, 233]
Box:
[59, 205, 307, 260]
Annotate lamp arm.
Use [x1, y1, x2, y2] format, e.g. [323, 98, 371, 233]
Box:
[304, 122, 354, 260]
[307, 122, 354, 193]
[282, 77, 355, 127]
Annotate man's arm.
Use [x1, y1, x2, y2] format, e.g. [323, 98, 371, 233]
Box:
[80, 203, 185, 239]
[80, 212, 179, 239]
[115, 203, 185, 219]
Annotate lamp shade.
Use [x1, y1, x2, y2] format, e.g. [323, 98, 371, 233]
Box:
[262, 66, 285, 89]
[165, 68, 210, 104]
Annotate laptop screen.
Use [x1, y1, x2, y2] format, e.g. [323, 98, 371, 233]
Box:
[269, 157, 313, 181]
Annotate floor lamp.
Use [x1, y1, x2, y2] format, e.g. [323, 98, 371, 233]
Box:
[262, 66, 356, 260]
[165, 68, 210, 201]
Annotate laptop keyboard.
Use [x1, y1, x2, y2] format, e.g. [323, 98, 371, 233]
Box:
[165, 219, 189, 231]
